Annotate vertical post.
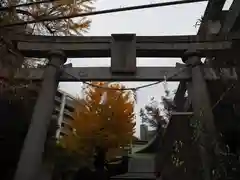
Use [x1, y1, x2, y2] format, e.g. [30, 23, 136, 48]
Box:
[173, 81, 187, 111]
[173, 63, 187, 111]
[14, 50, 66, 180]
[182, 50, 217, 180]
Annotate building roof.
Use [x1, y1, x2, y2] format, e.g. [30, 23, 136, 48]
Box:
[111, 153, 156, 180]
[57, 89, 77, 100]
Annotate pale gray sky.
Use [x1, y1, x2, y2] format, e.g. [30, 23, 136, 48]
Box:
[59, 0, 233, 137]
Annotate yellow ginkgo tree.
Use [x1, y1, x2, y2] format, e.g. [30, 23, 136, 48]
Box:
[62, 82, 136, 163]
[1, 0, 94, 35]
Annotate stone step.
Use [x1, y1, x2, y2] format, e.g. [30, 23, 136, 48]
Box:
[110, 154, 156, 180]
[110, 172, 156, 180]
[128, 154, 155, 173]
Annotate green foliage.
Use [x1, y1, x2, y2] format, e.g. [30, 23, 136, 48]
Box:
[171, 140, 184, 168]
[140, 92, 175, 130]
[190, 116, 240, 180]
[190, 118, 202, 142]
[0, 0, 96, 176]
[212, 148, 240, 180]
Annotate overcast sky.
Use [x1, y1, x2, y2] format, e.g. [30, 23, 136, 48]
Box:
[59, 0, 233, 137]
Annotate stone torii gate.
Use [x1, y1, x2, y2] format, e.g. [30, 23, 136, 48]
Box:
[0, 0, 238, 179]
[7, 33, 238, 180]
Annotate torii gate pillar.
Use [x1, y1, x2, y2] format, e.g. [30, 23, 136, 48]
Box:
[182, 50, 217, 180]
[14, 50, 66, 180]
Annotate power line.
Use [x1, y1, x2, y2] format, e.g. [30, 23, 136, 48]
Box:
[173, 82, 236, 135]
[1, 0, 207, 27]
[182, 82, 236, 123]
[0, 0, 55, 11]
[74, 65, 233, 117]
[211, 83, 235, 110]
